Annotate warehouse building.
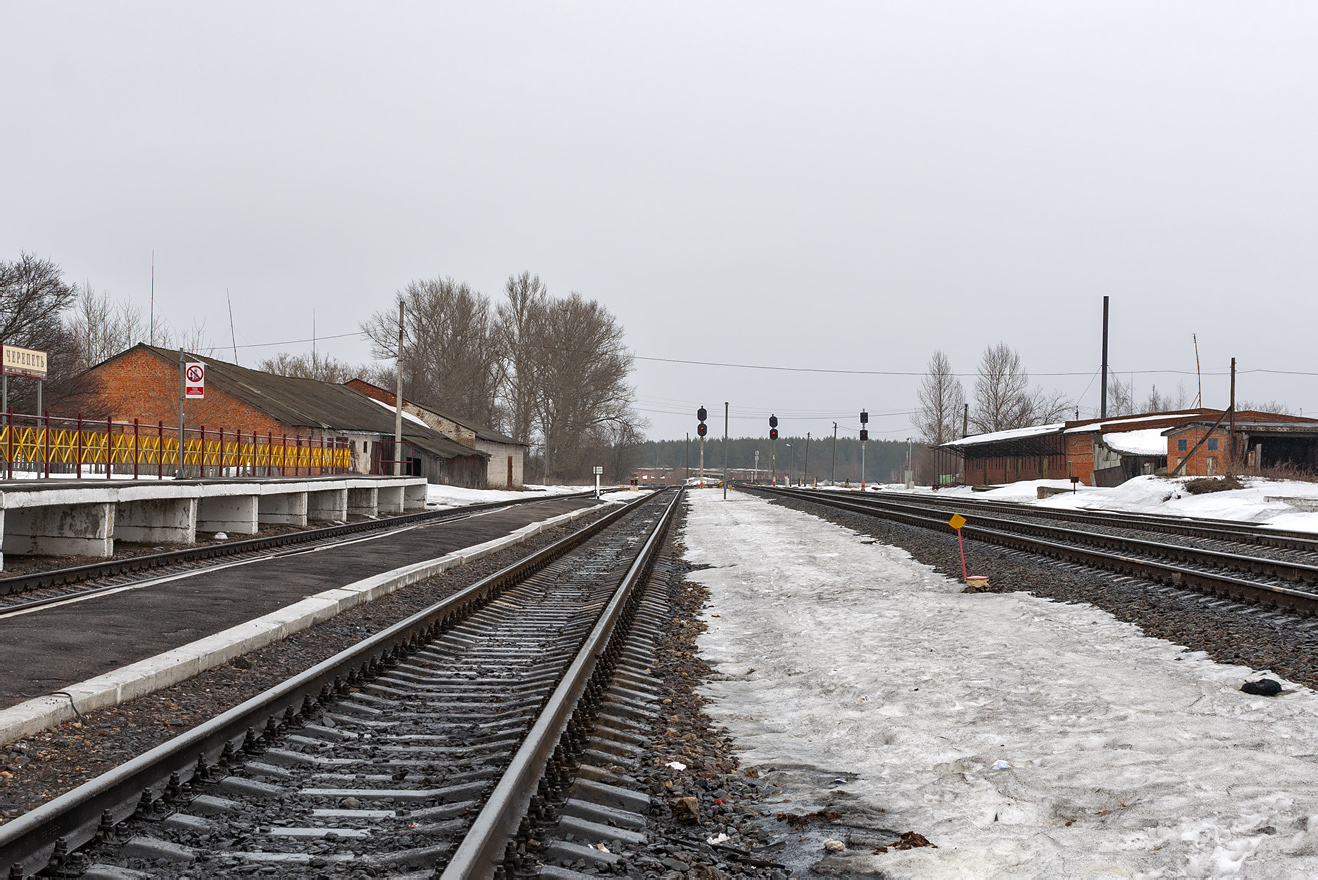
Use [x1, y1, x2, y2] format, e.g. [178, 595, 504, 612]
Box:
[82, 345, 489, 486]
[934, 409, 1318, 487]
[346, 379, 527, 489]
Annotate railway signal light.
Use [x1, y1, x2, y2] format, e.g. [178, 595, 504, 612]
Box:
[769, 414, 778, 429]
[698, 423, 707, 437]
[860, 429, 869, 441]
[770, 428, 778, 440]
[860, 410, 868, 425]
[697, 406, 708, 423]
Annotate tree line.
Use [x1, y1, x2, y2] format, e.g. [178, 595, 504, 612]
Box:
[634, 436, 915, 484]
[912, 343, 1292, 446]
[1, 254, 644, 484]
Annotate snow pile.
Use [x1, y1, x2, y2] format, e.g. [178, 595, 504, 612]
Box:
[1100, 428, 1168, 456]
[886, 474, 1318, 533]
[425, 483, 586, 508]
[686, 490, 1318, 877]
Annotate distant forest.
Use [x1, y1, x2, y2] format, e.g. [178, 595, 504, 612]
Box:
[632, 436, 920, 484]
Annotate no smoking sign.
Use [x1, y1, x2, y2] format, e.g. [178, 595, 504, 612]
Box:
[185, 362, 206, 399]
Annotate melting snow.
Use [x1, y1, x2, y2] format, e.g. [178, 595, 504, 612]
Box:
[686, 489, 1318, 877]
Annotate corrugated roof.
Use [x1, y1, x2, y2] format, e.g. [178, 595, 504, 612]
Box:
[129, 345, 485, 460]
[345, 378, 526, 447]
[941, 423, 1066, 448]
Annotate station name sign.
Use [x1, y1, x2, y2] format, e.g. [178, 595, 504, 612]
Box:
[1, 345, 48, 380]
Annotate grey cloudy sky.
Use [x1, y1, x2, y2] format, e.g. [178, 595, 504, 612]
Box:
[3, 3, 1316, 440]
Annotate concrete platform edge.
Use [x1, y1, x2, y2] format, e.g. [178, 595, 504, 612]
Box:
[0, 500, 603, 746]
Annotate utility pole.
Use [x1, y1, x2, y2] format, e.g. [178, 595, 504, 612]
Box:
[962, 402, 969, 438]
[1229, 356, 1237, 464]
[831, 422, 838, 485]
[685, 433, 690, 482]
[1100, 295, 1110, 419]
[754, 449, 759, 483]
[176, 349, 185, 478]
[803, 432, 811, 487]
[394, 300, 405, 476]
[723, 402, 729, 499]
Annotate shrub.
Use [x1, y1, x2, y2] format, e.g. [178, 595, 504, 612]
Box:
[1183, 475, 1245, 494]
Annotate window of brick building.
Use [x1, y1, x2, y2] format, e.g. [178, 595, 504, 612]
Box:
[1207, 438, 1218, 451]
[1177, 439, 1188, 452]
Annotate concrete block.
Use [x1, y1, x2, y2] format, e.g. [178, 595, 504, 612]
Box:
[197, 494, 258, 534]
[376, 485, 405, 515]
[307, 487, 348, 522]
[115, 497, 197, 544]
[404, 482, 427, 511]
[3, 501, 114, 559]
[258, 491, 308, 527]
[347, 486, 377, 517]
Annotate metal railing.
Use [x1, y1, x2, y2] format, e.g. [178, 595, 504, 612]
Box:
[0, 412, 353, 479]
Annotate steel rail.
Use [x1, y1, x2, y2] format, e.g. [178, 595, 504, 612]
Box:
[804, 491, 1318, 586]
[751, 486, 1318, 615]
[0, 489, 595, 598]
[442, 487, 682, 879]
[815, 488, 1318, 553]
[0, 489, 653, 878]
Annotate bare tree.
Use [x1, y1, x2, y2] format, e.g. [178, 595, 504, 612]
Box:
[533, 293, 643, 482]
[970, 343, 1072, 433]
[257, 351, 356, 383]
[0, 253, 82, 411]
[362, 277, 501, 428]
[913, 350, 965, 444]
[970, 343, 1032, 432]
[1105, 373, 1135, 417]
[493, 272, 549, 443]
[1026, 387, 1073, 424]
[67, 282, 145, 369]
[1237, 399, 1294, 415]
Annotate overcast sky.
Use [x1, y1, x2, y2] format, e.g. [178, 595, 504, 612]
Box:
[4, 3, 1316, 440]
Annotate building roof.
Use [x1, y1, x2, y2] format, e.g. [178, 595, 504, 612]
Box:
[345, 378, 526, 447]
[942, 409, 1314, 452]
[111, 345, 486, 460]
[940, 423, 1066, 448]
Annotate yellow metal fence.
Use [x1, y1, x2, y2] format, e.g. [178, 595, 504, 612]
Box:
[0, 418, 352, 478]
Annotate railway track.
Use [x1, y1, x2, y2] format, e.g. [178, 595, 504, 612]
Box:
[753, 486, 1318, 615]
[0, 488, 679, 879]
[0, 491, 594, 614]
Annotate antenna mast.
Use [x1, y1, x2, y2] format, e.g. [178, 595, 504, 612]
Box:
[150, 251, 155, 346]
[227, 289, 238, 364]
[1193, 333, 1203, 408]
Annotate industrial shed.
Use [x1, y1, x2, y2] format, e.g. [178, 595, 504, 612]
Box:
[936, 410, 1232, 487]
[82, 345, 490, 486]
[346, 379, 527, 489]
[1165, 412, 1318, 476]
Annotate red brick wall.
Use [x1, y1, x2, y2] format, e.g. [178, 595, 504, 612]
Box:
[86, 348, 290, 436]
[1167, 426, 1227, 476]
[1064, 434, 1096, 485]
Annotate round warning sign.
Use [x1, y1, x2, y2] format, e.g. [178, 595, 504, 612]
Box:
[185, 362, 206, 398]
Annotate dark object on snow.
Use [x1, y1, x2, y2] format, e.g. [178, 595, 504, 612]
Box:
[1241, 679, 1282, 696]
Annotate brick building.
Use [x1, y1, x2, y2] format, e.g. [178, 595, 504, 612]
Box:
[934, 410, 1317, 487]
[1165, 413, 1318, 476]
[82, 345, 489, 486]
[345, 379, 527, 489]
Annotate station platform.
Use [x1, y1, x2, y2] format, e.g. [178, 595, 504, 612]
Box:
[0, 475, 428, 569]
[0, 494, 599, 717]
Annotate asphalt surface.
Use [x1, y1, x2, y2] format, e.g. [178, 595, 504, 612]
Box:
[0, 496, 600, 707]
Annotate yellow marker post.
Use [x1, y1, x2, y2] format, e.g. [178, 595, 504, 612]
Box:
[948, 514, 969, 583]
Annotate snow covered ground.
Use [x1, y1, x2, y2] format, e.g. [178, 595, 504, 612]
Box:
[857, 475, 1318, 533]
[424, 483, 588, 508]
[685, 489, 1318, 877]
